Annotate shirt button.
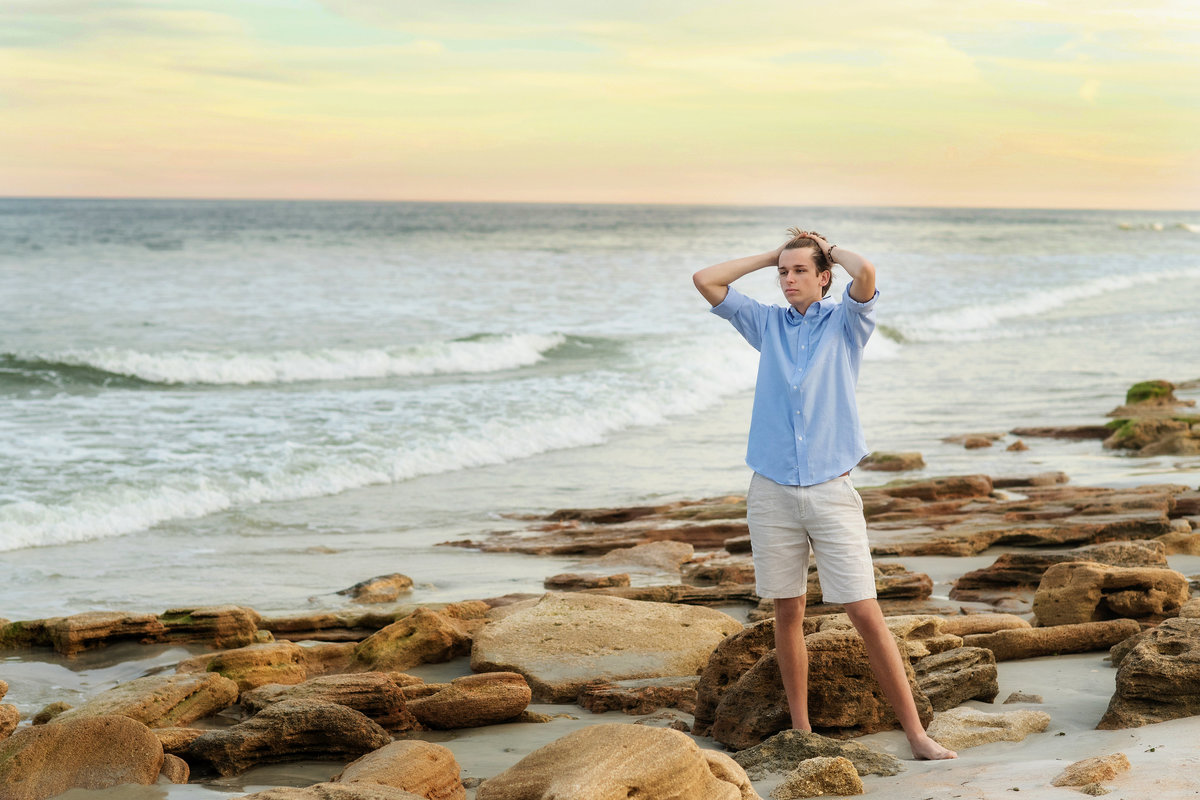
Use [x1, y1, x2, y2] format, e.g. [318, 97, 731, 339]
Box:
[792, 385, 797, 390]
[801, 345, 806, 350]
[795, 410, 800, 414]
[797, 435, 804, 441]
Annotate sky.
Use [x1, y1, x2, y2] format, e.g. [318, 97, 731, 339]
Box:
[1, 0, 1198, 209]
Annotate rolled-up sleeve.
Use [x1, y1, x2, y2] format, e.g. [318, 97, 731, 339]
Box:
[711, 287, 768, 351]
[841, 282, 878, 348]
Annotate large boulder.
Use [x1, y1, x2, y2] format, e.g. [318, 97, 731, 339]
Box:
[42, 611, 166, 656]
[0, 704, 19, 740]
[964, 619, 1140, 661]
[182, 699, 392, 777]
[241, 673, 417, 731]
[160, 605, 262, 648]
[474, 723, 760, 800]
[710, 629, 932, 750]
[693, 619, 777, 737]
[926, 707, 1050, 750]
[406, 672, 531, 729]
[52, 672, 239, 728]
[0, 715, 164, 799]
[1098, 617, 1200, 729]
[1032, 562, 1189, 625]
[201, 641, 309, 693]
[333, 740, 465, 800]
[352, 608, 472, 672]
[914, 647, 999, 711]
[470, 593, 742, 702]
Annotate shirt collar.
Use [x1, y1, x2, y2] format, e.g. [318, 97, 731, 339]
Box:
[785, 295, 834, 324]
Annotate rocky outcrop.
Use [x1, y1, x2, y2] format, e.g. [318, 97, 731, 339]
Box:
[859, 452, 925, 471]
[768, 756, 863, 799]
[0, 715, 165, 799]
[964, 619, 1140, 661]
[160, 605, 262, 648]
[406, 672, 530, 729]
[543, 572, 630, 590]
[352, 608, 472, 672]
[731, 729, 902, 780]
[1051, 753, 1131, 787]
[474, 723, 761, 800]
[241, 673, 417, 730]
[202, 641, 308, 693]
[710, 629, 932, 749]
[0, 611, 166, 657]
[337, 574, 414, 604]
[1098, 617, 1200, 729]
[926, 707, 1051, 750]
[182, 699, 392, 777]
[914, 647, 999, 711]
[577, 676, 698, 715]
[52, 672, 239, 728]
[1032, 562, 1189, 625]
[333, 740, 465, 800]
[470, 593, 742, 702]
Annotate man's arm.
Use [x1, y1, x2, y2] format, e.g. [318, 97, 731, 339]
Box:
[803, 233, 876, 303]
[692, 246, 784, 307]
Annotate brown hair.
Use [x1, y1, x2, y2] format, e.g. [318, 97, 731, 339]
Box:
[782, 227, 833, 297]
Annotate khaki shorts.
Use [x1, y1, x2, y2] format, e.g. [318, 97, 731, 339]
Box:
[746, 471, 877, 603]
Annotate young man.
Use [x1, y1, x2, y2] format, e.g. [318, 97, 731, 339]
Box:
[693, 228, 956, 761]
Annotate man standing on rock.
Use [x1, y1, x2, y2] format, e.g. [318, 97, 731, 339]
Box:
[693, 228, 956, 760]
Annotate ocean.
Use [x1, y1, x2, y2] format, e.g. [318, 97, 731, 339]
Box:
[1, 199, 1199, 623]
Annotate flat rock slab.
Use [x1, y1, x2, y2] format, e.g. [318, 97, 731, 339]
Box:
[926, 706, 1051, 750]
[406, 672, 531, 729]
[237, 785, 429, 800]
[52, 672, 239, 728]
[964, 619, 1140, 661]
[732, 729, 902, 780]
[470, 592, 742, 702]
[241, 672, 416, 730]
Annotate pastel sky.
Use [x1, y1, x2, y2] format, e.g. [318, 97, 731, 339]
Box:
[2, 0, 1198, 208]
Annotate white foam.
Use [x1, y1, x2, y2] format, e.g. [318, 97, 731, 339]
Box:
[38, 333, 567, 385]
[894, 267, 1200, 342]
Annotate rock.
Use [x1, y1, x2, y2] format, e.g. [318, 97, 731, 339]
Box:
[1181, 598, 1200, 618]
[470, 592, 742, 702]
[877, 474, 994, 501]
[1006, 440, 1029, 451]
[543, 572, 631, 590]
[0, 679, 6, 699]
[52, 672, 239, 727]
[577, 676, 699, 715]
[1010, 426, 1112, 440]
[154, 726, 205, 754]
[711, 629, 933, 749]
[1122, 379, 1187, 407]
[160, 605, 261, 648]
[693, 619, 777, 737]
[1051, 753, 1131, 787]
[731, 729, 902, 780]
[406, 672, 530, 729]
[21, 611, 167, 656]
[302, 641, 359, 676]
[964, 619, 1140, 661]
[0, 705, 19, 739]
[925, 706, 1050, 750]
[160, 752, 190, 783]
[769, 756, 863, 799]
[937, 614, 1031, 637]
[0, 715, 164, 798]
[337, 574, 415, 604]
[684, 557, 756, 585]
[352, 608, 472, 672]
[914, 647, 999, 711]
[1098, 617, 1200, 729]
[241, 672, 417, 730]
[1156, 530, 1200, 554]
[582, 583, 760, 605]
[333, 739, 465, 800]
[204, 641, 308, 693]
[237, 785, 429, 799]
[589, 540, 695, 571]
[962, 437, 994, 449]
[182, 699, 392, 777]
[859, 452, 925, 471]
[1104, 418, 1191, 451]
[31, 702, 70, 725]
[1080, 784, 1111, 796]
[474, 723, 761, 800]
[260, 609, 405, 643]
[1003, 692, 1043, 704]
[1032, 562, 1189, 625]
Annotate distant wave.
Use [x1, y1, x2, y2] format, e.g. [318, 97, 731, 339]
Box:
[5, 333, 569, 386]
[1118, 221, 1200, 233]
[893, 267, 1200, 342]
[0, 334, 759, 552]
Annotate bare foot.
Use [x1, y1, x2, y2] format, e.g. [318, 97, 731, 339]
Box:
[910, 734, 957, 760]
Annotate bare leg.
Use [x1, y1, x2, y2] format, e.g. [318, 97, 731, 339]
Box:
[773, 594, 810, 731]
[843, 598, 957, 760]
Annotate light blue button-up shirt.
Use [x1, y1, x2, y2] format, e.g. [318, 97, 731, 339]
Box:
[711, 283, 879, 486]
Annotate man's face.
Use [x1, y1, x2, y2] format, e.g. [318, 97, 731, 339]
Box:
[777, 247, 829, 312]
